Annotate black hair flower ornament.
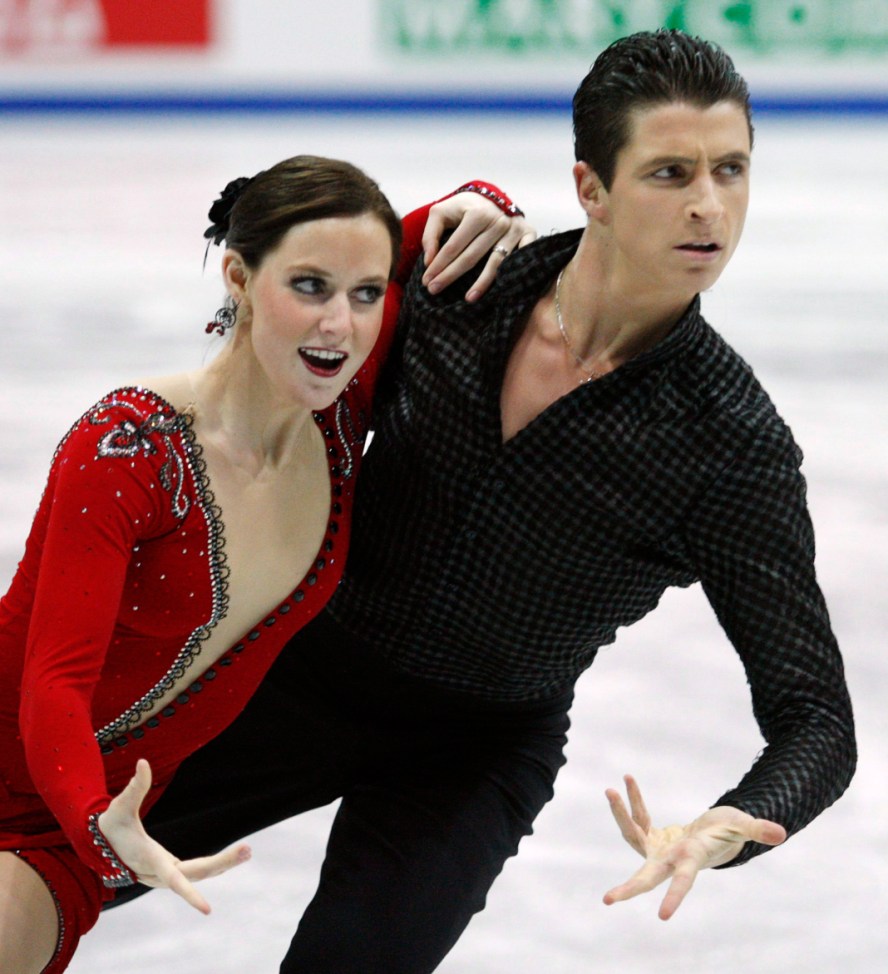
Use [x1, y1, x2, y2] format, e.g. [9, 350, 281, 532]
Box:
[203, 176, 254, 247]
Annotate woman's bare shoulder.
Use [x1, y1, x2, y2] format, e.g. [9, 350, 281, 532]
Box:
[132, 371, 197, 414]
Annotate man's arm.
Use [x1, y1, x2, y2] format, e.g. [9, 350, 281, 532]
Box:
[600, 421, 855, 918]
[687, 422, 856, 861]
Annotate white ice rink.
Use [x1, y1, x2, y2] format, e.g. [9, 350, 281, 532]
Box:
[1, 111, 886, 972]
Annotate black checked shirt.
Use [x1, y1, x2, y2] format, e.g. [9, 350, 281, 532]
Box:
[327, 229, 855, 858]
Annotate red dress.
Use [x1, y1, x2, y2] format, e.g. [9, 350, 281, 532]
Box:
[0, 185, 516, 969]
[0, 199, 439, 859]
[0, 375, 371, 867]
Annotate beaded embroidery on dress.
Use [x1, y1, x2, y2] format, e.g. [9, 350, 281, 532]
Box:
[88, 389, 231, 745]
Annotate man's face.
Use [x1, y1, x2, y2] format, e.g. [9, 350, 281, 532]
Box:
[598, 100, 751, 303]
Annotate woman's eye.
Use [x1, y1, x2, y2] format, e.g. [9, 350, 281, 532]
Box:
[353, 285, 385, 305]
[292, 277, 325, 296]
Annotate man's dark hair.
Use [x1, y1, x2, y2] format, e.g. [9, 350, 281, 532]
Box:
[573, 29, 753, 189]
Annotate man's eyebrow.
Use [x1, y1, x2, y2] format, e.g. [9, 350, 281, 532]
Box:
[642, 151, 751, 169]
[714, 151, 751, 164]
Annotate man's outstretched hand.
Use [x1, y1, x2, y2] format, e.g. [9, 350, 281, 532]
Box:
[602, 774, 786, 920]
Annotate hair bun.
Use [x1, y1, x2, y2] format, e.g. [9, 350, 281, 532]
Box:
[203, 176, 254, 246]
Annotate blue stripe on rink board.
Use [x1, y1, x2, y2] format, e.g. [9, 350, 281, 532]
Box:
[2, 91, 888, 116]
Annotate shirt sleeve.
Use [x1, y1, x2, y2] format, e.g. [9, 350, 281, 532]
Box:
[18, 405, 172, 885]
[374, 181, 521, 398]
[684, 421, 856, 866]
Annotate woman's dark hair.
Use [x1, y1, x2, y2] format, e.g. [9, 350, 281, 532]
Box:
[573, 29, 753, 189]
[205, 155, 402, 278]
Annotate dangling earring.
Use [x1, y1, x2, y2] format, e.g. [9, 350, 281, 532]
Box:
[205, 297, 238, 336]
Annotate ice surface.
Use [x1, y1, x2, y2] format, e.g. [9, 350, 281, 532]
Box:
[1, 111, 886, 973]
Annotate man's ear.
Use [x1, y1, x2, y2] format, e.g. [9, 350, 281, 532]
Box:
[221, 250, 250, 302]
[573, 161, 609, 221]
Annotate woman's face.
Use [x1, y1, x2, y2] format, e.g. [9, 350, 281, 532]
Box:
[229, 213, 392, 411]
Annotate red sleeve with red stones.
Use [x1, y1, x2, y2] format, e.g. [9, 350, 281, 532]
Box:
[18, 405, 170, 885]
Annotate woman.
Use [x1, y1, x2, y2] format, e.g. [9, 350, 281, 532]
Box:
[0, 154, 530, 973]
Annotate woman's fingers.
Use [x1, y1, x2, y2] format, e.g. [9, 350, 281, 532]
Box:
[421, 200, 537, 300]
[421, 206, 503, 274]
[423, 216, 507, 288]
[112, 759, 152, 817]
[157, 860, 213, 915]
[178, 844, 253, 882]
[462, 222, 535, 301]
[130, 842, 252, 915]
[100, 759, 251, 915]
[163, 843, 252, 914]
[102, 759, 153, 828]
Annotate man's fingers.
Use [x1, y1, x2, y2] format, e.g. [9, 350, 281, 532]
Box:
[657, 859, 699, 921]
[605, 789, 635, 837]
[605, 786, 649, 856]
[604, 854, 700, 916]
[746, 818, 787, 847]
[623, 775, 652, 831]
[178, 844, 252, 882]
[705, 808, 787, 851]
[603, 859, 670, 905]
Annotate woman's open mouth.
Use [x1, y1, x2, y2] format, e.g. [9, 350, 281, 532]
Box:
[299, 347, 349, 377]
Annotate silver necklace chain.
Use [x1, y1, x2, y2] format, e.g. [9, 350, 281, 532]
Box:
[554, 269, 604, 383]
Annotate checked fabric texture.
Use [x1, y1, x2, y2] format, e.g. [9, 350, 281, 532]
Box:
[327, 228, 856, 864]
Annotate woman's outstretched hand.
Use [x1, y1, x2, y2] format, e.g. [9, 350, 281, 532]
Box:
[602, 774, 786, 920]
[97, 759, 251, 915]
[421, 193, 537, 302]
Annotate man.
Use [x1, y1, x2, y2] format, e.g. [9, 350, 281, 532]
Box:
[117, 29, 855, 972]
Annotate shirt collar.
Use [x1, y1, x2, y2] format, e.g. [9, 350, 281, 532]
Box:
[487, 228, 707, 372]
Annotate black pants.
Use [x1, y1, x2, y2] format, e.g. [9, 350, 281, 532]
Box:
[109, 611, 573, 974]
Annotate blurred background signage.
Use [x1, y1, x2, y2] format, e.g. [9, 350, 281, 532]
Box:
[1, 1, 885, 104]
[383, 0, 888, 55]
[0, 0, 211, 53]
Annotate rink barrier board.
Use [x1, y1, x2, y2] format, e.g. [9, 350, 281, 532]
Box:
[2, 91, 888, 115]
